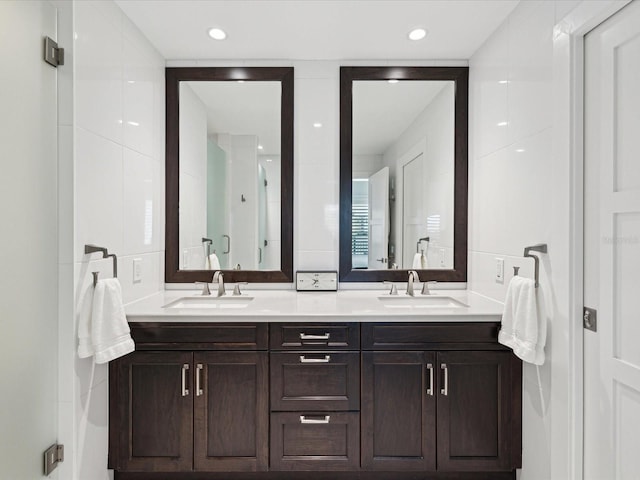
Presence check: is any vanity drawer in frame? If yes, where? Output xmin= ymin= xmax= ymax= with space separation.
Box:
xmin=362 ymin=322 xmax=502 ymax=350
xmin=270 ymin=352 xmax=360 ymax=411
xmin=270 ymin=323 xmax=360 ymax=350
xmin=129 ymin=323 xmax=268 ymax=350
xmin=270 ymin=412 xmax=360 ymax=471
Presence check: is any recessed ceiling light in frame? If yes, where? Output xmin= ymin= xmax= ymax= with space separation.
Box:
xmin=497 ymin=121 xmax=509 ymax=127
xmin=408 ymin=28 xmax=427 ymax=41
xmin=313 ymin=122 xmax=323 ymax=128
xmin=498 ymin=80 xmax=509 ymax=85
xmin=266 ymin=158 xmax=273 ymax=162
xmin=207 ymin=28 xmax=227 ymax=40
xmin=258 ymin=145 xmax=263 ymax=150
xmin=237 ymin=80 xmax=245 ymax=83
xmin=516 ymin=148 xmax=525 ymax=153
xmin=388 ymin=79 xmax=399 ymax=84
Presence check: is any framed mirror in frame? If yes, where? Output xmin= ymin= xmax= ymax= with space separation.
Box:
xmin=166 ymin=67 xmax=293 ymax=283
xmin=339 ymin=66 xmax=468 ymax=282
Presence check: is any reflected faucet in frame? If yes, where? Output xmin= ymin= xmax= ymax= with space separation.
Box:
xmin=407 ymin=270 xmax=420 ymax=296
xmin=212 ymin=271 xmax=226 ymax=297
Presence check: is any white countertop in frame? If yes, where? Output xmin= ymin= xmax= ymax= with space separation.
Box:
xmin=125 ymin=289 xmax=504 ymax=323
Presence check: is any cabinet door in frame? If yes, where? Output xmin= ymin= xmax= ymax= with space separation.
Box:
xmin=437 ymin=351 xmax=513 ymax=471
xmin=194 ymin=351 xmax=268 ymax=471
xmin=361 ymin=351 xmax=436 ymax=471
xmin=116 ymin=351 xmax=193 ymax=472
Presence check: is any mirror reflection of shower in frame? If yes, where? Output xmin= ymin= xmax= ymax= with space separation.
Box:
xmin=178 ymin=81 xmax=282 ymax=271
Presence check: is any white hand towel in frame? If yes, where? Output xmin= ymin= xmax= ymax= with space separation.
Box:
xmin=412 ymin=253 xmax=427 ymax=269
xmin=77 ymin=286 xmax=95 ymax=358
xmin=90 ymin=278 xmax=135 ymax=364
xmin=209 ymin=253 xmax=221 ymax=270
xmin=499 ymin=276 xmax=546 ymax=365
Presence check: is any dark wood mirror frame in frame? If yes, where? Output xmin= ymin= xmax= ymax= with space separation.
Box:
xmin=165 ymin=67 xmax=294 ymax=283
xmin=339 ymin=66 xmax=468 ymax=282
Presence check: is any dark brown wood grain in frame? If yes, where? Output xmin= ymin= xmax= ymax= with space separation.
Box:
xmin=339 ymin=66 xmax=469 ymax=283
xmin=436 ymin=351 xmax=512 ymax=472
xmin=270 ymin=411 xmax=360 ymax=471
xmin=115 ymin=471 xmax=516 ymax=480
xmin=361 ymin=351 xmax=436 ymax=471
xmin=129 ymin=323 xmax=268 ymax=350
xmin=361 ymin=322 xmax=503 ymax=350
xmin=194 ymin=351 xmax=269 ymax=472
xmin=270 ymin=352 xmax=360 ymax=411
xmin=165 ymin=67 xmax=294 ymax=284
xmin=110 ymin=322 xmax=522 ymax=478
xmin=270 ymin=323 xmax=360 ymax=350
xmin=116 ymin=351 xmax=194 ymax=472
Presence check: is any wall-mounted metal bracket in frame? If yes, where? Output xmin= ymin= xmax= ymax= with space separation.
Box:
xmin=44 ymin=444 xmax=64 ymax=475
xmin=583 ymin=307 xmax=597 ymax=332
xmin=44 ymin=37 xmax=64 ymax=67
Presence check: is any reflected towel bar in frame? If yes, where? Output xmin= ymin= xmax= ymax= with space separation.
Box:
xmin=85 ymin=244 xmax=118 ymax=287
xmin=523 ymin=243 xmax=548 ymax=288
xmin=202 ymin=237 xmax=213 ymax=258
xmin=416 ymin=237 xmax=430 ymax=254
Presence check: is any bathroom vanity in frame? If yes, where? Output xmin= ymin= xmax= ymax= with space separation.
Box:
xmin=108 ymin=290 xmax=521 ymax=480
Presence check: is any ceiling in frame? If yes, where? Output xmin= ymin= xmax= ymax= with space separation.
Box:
xmin=353 ymin=80 xmax=450 ymax=155
xmin=115 ymin=1 xmax=519 ymax=61
xmin=186 ymin=81 xmax=281 ymax=154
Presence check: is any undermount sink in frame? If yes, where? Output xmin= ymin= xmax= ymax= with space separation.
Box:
xmin=163 ymin=296 xmax=254 ymax=309
xmin=377 ymin=295 xmax=468 ymax=308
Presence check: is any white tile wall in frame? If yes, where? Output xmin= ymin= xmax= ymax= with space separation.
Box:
xmin=66 ymin=2 xmax=165 ymax=479
xmin=469 ymin=1 xmax=578 ymax=479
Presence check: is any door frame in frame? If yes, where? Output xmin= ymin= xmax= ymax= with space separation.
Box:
xmin=556 ymin=1 xmax=631 ymax=479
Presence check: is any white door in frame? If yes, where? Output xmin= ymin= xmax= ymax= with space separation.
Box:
xmin=0 ymin=1 xmax=59 ymax=478
xmin=367 ymin=167 xmax=389 ymax=269
xmin=403 ymin=153 xmax=425 ymax=269
xmin=584 ymin=2 xmax=640 ymax=478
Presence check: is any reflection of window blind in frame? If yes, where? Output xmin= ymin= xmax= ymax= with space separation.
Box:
xmin=352 ymin=204 xmax=369 ymax=255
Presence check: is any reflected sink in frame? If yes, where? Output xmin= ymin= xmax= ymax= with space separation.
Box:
xmin=377 ymin=295 xmax=468 ymax=308
xmin=163 ymin=296 xmax=254 ymax=309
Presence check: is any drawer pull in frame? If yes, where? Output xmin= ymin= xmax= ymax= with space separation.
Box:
xmin=299 ymin=355 xmax=331 ymax=363
xmin=300 ymin=415 xmax=331 ymax=424
xmin=196 ymin=363 xmax=203 ymax=396
xmin=441 ymin=363 xmax=448 ymax=396
xmin=299 ymin=333 xmax=330 ymax=341
xmin=181 ymin=363 xmax=189 ymax=397
xmin=426 ymin=363 xmax=434 ymax=396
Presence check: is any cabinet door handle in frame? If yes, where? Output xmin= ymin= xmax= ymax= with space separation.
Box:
xmin=181 ymin=363 xmax=190 ymax=397
xmin=426 ymin=363 xmax=434 ymax=396
xmin=196 ymin=363 xmax=203 ymax=396
xmin=440 ymin=363 xmax=448 ymax=396
xmin=299 ymin=333 xmax=330 ymax=341
xmin=300 ymin=415 xmax=331 ymax=424
xmin=299 ymin=355 xmax=331 ymax=363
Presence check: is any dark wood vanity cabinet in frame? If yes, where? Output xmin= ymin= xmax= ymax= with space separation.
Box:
xmin=109 ymin=324 xmax=269 ymax=473
xmin=109 ymin=321 xmax=521 ymax=479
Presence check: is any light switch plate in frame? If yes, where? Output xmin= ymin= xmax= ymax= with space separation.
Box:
xmin=495 ymin=258 xmax=504 ymax=283
xmin=296 ymin=271 xmax=338 ymax=291
xmin=133 ymin=258 xmax=142 ymax=283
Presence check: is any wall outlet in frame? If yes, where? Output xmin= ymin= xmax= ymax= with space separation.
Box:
xmin=133 ymin=258 xmax=142 ymax=283
xmin=439 ymin=248 xmax=445 ymax=266
xmin=183 ymin=250 xmax=189 ymax=269
xmin=495 ymin=258 xmax=504 ymax=283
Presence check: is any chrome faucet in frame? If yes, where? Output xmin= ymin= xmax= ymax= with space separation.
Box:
xmin=407 ymin=270 xmax=420 ymax=296
xmin=212 ymin=271 xmax=226 ymax=297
